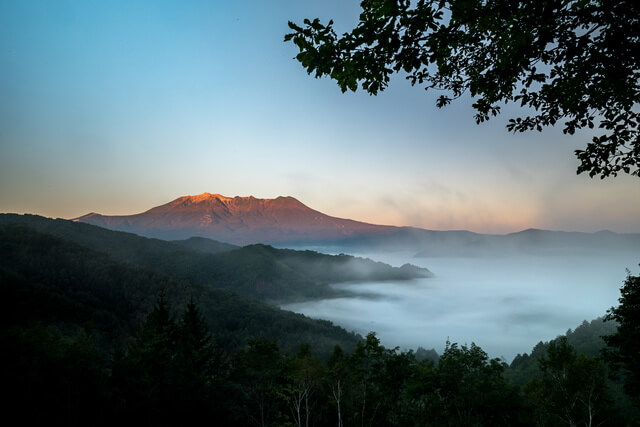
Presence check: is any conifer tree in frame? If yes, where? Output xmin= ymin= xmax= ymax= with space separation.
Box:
xmin=118 ymin=292 xmax=179 ymax=424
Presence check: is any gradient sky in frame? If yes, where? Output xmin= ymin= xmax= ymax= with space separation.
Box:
xmin=1 ymin=0 xmax=639 ymax=234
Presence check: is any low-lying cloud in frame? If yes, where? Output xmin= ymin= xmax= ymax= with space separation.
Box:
xmin=282 ymin=252 xmax=638 ymax=361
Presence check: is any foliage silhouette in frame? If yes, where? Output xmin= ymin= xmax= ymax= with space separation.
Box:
xmin=604 ymin=271 xmax=640 ymax=409
xmin=525 ymin=337 xmax=617 ymax=426
xmin=285 ymin=0 xmax=640 ymax=177
xmin=1 ymin=217 xmax=637 ymax=424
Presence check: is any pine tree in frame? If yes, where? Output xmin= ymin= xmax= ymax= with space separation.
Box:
xmin=117 ymin=292 xmax=179 ymax=425
xmin=174 ymin=298 xmax=224 ymax=419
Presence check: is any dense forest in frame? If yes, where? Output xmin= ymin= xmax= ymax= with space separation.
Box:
xmin=1 ymin=216 xmax=639 ymax=425
xmin=0 ymin=214 xmax=430 ymax=303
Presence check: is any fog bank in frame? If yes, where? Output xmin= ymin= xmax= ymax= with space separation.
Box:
xmin=281 ymin=253 xmax=639 ymax=361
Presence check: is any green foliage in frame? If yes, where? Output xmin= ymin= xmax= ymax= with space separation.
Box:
xmin=231 ymin=337 xmax=292 ymax=426
xmin=525 ymin=337 xmax=618 ymax=426
xmin=325 ymin=334 xmax=523 ymax=426
xmin=346 ymin=333 xmax=396 ymax=426
xmin=327 ymin=345 xmax=349 ymax=426
xmin=260 ymin=245 xmax=432 ymax=283
xmin=2 ymin=216 xmax=640 ymax=424
xmin=0 ymin=223 xmax=183 ymax=344
xmin=508 ymin=316 xmax=639 ymax=421
xmin=114 ymin=293 xmax=180 ymax=424
xmin=171 ymin=235 xmax=238 ymax=254
xmin=286 ymin=0 xmax=640 ymax=178
xmin=284 ymin=344 xmax=326 ymax=427
xmin=0 ymin=214 xmax=428 ymax=303
xmin=0 ymin=220 xmax=362 ymax=356
xmin=113 ymin=296 xmax=228 ymax=425
xmin=0 ymin=325 xmax=110 ymax=425
xmin=422 ymin=341 xmax=522 ymax=426
xmin=604 ymin=271 xmax=640 ymax=407
xmin=177 ymin=298 xmax=224 ymax=385
xmin=508 ymin=317 xmax=619 ymax=382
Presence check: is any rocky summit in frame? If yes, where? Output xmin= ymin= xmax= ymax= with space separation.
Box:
xmin=75 ymin=192 xmax=393 ymax=245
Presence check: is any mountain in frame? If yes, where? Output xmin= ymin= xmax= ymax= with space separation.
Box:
xmin=76 ymin=193 xmax=394 ymax=245
xmin=313 ymin=226 xmax=640 ymax=256
xmin=0 ymin=222 xmax=361 ymax=358
xmin=171 ymin=236 xmax=238 ymax=254
xmin=410 ymin=228 xmax=640 ymax=257
xmin=0 ymin=214 xmax=430 ymax=303
xmin=74 ymin=193 xmax=640 ymax=255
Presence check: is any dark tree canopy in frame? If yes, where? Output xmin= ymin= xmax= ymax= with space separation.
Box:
xmin=604 ymin=271 xmax=640 ymax=407
xmin=285 ymin=0 xmax=640 ymax=178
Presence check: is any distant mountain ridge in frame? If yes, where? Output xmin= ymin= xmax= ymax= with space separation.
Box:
xmin=0 ymin=213 xmax=430 ymax=303
xmin=74 ymin=192 xmax=640 ymax=255
xmin=76 ymin=193 xmax=393 ymax=245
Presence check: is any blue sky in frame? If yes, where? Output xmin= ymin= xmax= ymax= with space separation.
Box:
xmin=1 ymin=0 xmax=639 ymax=233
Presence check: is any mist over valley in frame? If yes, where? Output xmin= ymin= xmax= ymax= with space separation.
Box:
xmin=3 ymin=196 xmax=640 ymax=424
xmin=282 ymin=250 xmax=639 ymax=361
xmin=4 ymin=1 xmax=640 ymax=422
xmin=69 ymin=193 xmax=640 ymax=360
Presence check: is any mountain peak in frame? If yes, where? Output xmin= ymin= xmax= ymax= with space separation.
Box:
xmin=178 ymin=193 xmax=302 ymax=204
xmin=189 ymin=192 xmax=233 ymax=202
xmin=76 ymin=193 xmax=392 ymax=244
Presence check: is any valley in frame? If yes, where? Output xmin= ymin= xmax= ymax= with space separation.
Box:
xmin=48 ymin=192 xmax=640 ymax=359
xmin=2 ymin=201 xmax=639 ymax=424
xmin=4 ymin=1 xmax=640 ymax=422
xmin=282 ymin=252 xmax=639 ymax=361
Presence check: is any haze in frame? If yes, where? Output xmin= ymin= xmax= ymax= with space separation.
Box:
xmin=1 ymin=1 xmax=640 ymax=234
xmin=1 ymin=1 xmax=640 ymax=363
xmin=283 ymin=251 xmax=639 ymax=361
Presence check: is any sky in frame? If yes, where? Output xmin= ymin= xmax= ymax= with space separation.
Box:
xmin=1 ymin=0 xmax=639 ymax=234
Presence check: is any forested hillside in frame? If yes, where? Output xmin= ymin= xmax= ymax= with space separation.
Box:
xmin=0 ymin=224 xmax=361 ymax=355
xmin=1 ymin=217 xmax=638 ymax=425
xmin=171 ymin=235 xmax=238 ymax=254
xmin=0 ymin=214 xmax=430 ymax=302
xmin=508 ymin=318 xmax=618 ymax=383
xmin=508 ymin=318 xmax=636 ymax=419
